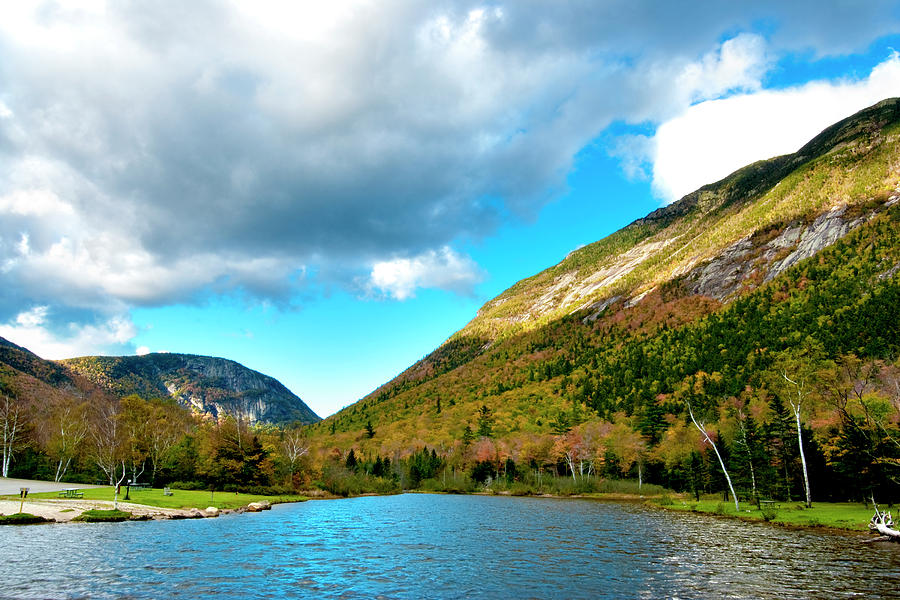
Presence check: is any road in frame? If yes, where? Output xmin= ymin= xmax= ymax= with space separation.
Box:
xmin=0 ymin=477 xmax=106 ymax=495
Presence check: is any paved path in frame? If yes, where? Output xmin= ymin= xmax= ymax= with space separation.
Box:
xmin=0 ymin=477 xmax=106 ymax=495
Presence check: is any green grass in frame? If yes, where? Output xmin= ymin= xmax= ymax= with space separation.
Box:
xmin=18 ymin=487 xmax=309 ymax=511
xmin=73 ymin=509 xmax=133 ymax=523
xmin=0 ymin=513 xmax=51 ymax=525
xmin=655 ymin=497 xmax=881 ymax=531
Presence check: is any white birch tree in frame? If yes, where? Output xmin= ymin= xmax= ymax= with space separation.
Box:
xmin=1 ymin=392 xmax=23 ymax=478
xmin=688 ymin=400 xmax=739 ymax=512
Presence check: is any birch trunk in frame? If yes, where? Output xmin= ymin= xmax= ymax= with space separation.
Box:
xmin=689 ymin=403 xmax=739 ymax=512
xmin=782 ymin=372 xmax=812 ymax=508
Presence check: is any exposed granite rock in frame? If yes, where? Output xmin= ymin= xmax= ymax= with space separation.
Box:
xmin=61 ymin=353 xmax=320 ymax=426
xmin=685 ymin=200 xmax=891 ymax=301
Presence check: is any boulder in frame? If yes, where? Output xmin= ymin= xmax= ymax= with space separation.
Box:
xmin=205 ymin=507 xmax=220 ymax=517
xmin=245 ymin=501 xmax=271 ymax=512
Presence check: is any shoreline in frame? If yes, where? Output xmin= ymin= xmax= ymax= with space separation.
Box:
xmin=1 ymin=486 xmax=886 ymax=540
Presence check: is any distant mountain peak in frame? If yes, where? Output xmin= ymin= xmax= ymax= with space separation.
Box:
xmin=61 ymin=352 xmax=320 ymax=425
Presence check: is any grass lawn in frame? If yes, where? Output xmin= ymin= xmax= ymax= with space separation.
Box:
xmin=657 ymin=496 xmax=882 ymax=531
xmin=12 ymin=487 xmax=309 ymax=511
xmin=0 ymin=513 xmax=51 ymax=525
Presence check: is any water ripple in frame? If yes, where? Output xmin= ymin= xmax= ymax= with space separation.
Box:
xmin=2 ymin=495 xmax=899 ymax=599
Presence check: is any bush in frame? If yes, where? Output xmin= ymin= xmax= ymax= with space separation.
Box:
xmin=420 ymin=474 xmax=477 ymax=494
xmin=657 ymin=494 xmax=674 ymax=506
xmin=168 ymin=481 xmax=207 ymax=491
xmin=760 ymin=505 xmax=778 ymax=522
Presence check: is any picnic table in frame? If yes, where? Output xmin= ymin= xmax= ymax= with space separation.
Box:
xmin=128 ymin=481 xmax=150 ymax=489
xmin=58 ymin=488 xmax=84 ymax=498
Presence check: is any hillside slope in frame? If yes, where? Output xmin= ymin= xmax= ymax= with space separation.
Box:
xmin=309 ymin=99 xmax=900 ymax=460
xmin=61 ymin=353 xmax=320 ymax=425
xmin=0 ymin=336 xmax=102 ymax=407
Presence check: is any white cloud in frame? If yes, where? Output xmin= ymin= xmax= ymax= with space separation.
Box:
xmin=368 ymin=247 xmax=484 ymax=300
xmin=135 ymin=345 xmax=150 ymax=356
xmin=651 ymin=52 xmax=900 ymax=202
xmin=0 ymin=1 xmax=898 ymax=356
xmin=0 ymin=307 xmax=138 ymax=359
xmin=676 ymin=33 xmax=770 ymax=104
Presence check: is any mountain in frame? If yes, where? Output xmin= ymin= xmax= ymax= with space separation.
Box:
xmin=308 ymin=98 xmax=900 ymax=453
xmin=0 ymin=338 xmax=319 ymax=426
xmin=60 ymin=353 xmax=320 ymax=425
xmin=0 ymin=335 xmax=99 ymax=406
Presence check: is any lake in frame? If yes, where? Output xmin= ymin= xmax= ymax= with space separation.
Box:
xmin=2 ymin=494 xmax=899 ymax=599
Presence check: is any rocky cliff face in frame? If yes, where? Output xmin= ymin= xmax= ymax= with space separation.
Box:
xmin=685 ymin=195 xmax=897 ymax=301
xmin=458 ymin=98 xmax=900 ymax=338
xmin=61 ymin=353 xmax=320 ymax=425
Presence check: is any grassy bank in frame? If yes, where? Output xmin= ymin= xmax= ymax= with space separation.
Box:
xmin=654 ymin=496 xmax=882 ymax=532
xmin=17 ymin=487 xmax=309 ymax=510
xmin=0 ymin=513 xmax=52 ymax=525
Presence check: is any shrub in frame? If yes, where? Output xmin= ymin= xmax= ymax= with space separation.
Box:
xmin=168 ymin=481 xmax=207 ymax=491
xmin=760 ymin=505 xmax=778 ymax=522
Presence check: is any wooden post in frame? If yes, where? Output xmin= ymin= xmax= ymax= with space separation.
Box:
xmin=19 ymin=487 xmax=28 ymax=513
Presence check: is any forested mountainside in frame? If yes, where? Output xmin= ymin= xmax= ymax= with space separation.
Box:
xmin=307 ymin=99 xmax=900 ymax=502
xmin=0 ymin=337 xmax=318 ymax=427
xmin=61 ymin=353 xmax=320 ymax=426
xmin=0 ymin=340 xmax=319 ymax=486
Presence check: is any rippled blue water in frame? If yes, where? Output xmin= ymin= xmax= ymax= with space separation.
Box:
xmin=2 ymin=494 xmax=900 ymax=599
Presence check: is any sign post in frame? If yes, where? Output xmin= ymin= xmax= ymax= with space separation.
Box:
xmin=19 ymin=487 xmax=28 ymax=514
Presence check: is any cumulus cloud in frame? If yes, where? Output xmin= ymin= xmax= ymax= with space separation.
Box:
xmin=368 ymin=247 xmax=484 ymax=300
xmin=650 ymin=53 xmax=900 ymax=202
xmin=0 ymin=306 xmax=137 ymax=359
xmin=0 ymin=1 xmax=897 ymax=354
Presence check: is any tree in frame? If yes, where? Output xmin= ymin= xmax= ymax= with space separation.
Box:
xmin=281 ymin=426 xmax=310 ymax=483
xmin=120 ymin=395 xmax=152 ymax=484
xmin=365 ymin=421 xmax=376 ymax=439
xmin=89 ymin=400 xmax=122 ymax=485
xmin=0 ymin=391 xmax=24 ymax=478
xmin=44 ymin=398 xmax=90 ymax=482
xmin=145 ymin=398 xmax=190 ymax=485
xmin=774 ymin=347 xmax=822 ymax=508
xmin=477 ymin=405 xmax=494 ymax=438
xmin=461 ymin=424 xmax=475 ymax=448
xmin=345 ymin=448 xmax=358 ymax=471
xmin=687 ymin=400 xmax=739 ymax=512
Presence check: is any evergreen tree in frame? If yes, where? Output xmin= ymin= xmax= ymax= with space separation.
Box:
xmin=477 ymin=405 xmax=495 ymax=438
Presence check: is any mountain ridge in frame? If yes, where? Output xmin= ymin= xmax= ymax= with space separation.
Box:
xmin=0 ymin=337 xmax=319 ymax=425
xmin=61 ymin=352 xmax=320 ymax=425
xmin=308 ymin=98 xmax=900 ymax=457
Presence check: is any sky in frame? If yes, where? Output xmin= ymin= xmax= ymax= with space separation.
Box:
xmin=1 ymin=1 xmax=899 ymax=418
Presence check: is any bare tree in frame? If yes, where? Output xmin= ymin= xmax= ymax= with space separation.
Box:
xmin=146 ymin=399 xmax=190 ymax=485
xmin=0 ymin=392 xmax=23 ymax=478
xmin=781 ymin=371 xmax=813 ymax=508
xmin=89 ymin=401 xmax=121 ymax=485
xmin=45 ymin=401 xmax=89 ymax=482
xmin=688 ymin=401 xmax=739 ymax=512
xmin=281 ymin=427 xmax=310 ymax=482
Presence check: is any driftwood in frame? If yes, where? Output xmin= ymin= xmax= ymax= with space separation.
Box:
xmin=866 ymin=499 xmax=900 ymax=543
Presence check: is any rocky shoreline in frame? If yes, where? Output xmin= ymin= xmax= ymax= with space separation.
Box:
xmin=0 ymin=497 xmax=274 ymax=524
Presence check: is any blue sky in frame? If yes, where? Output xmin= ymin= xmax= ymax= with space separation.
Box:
xmin=1 ymin=2 xmax=899 ymax=417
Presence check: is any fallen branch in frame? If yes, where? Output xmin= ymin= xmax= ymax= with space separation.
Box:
xmin=868 ymin=498 xmax=900 ymax=542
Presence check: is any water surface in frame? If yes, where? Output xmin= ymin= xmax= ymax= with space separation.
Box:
xmin=2 ymin=494 xmax=899 ymax=599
